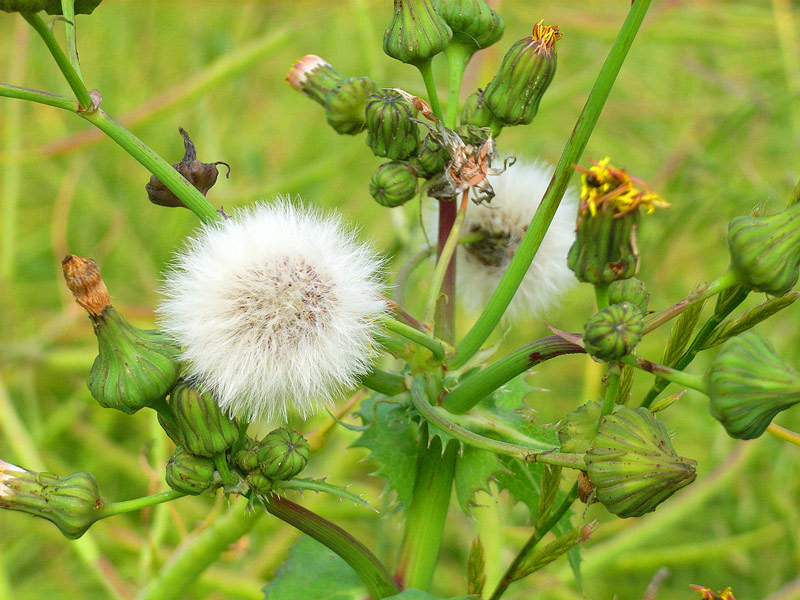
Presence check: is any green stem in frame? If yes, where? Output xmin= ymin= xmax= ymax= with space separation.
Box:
xmin=380 ymin=316 xmax=446 ymax=361
xmin=600 ymin=364 xmax=621 ymax=417
xmin=642 ymin=270 xmax=742 ymax=335
xmin=767 ymin=423 xmax=800 ymax=447
xmin=620 ymin=355 xmax=707 ymax=394
xmin=263 ymin=494 xmax=399 ymax=599
xmin=60 ymin=0 xmax=83 ymax=80
xmin=212 ymin=453 xmax=236 ymax=487
xmin=444 ymin=44 xmax=471 ymax=128
xmin=443 ymin=336 xmax=584 ymax=414
xmin=640 ymin=287 xmax=748 ymax=409
xmin=416 ymin=59 xmax=444 ymax=121
xmin=490 ymin=483 xmax=579 ymax=600
xmin=395 ymin=432 xmax=458 ymax=590
xmin=451 ymin=0 xmax=654 ymax=370
xmin=594 ymin=283 xmax=610 ymax=310
xmin=21 ymin=11 xmax=93 ymax=111
xmin=95 ymin=490 xmax=185 ymax=521
xmin=137 ymin=499 xmax=262 ymax=600
xmin=424 ymin=192 xmax=467 ymax=326
xmin=0 ymin=84 xmax=220 ymax=223
xmin=411 ymin=378 xmax=584 ymax=468
xmin=360 ymin=368 xmax=406 ymax=396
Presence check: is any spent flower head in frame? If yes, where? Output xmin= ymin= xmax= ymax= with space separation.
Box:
xmin=455 ymin=158 xmax=576 ymax=321
xmin=577 ymin=157 xmax=670 ymax=218
xmin=158 ymin=199 xmax=385 ymax=422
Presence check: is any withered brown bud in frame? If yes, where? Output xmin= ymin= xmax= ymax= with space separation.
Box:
xmin=146 ymin=128 xmax=230 ymax=208
xmin=62 ymin=255 xmax=110 ymax=316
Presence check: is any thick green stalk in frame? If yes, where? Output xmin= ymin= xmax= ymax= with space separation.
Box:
xmin=443 ymin=336 xmax=584 ymax=414
xmin=360 ymin=368 xmax=406 ymax=396
xmin=411 ymin=378 xmax=584 ymax=469
xmin=95 ymin=490 xmax=185 ymax=521
xmin=444 ymin=43 xmax=470 ymax=128
xmin=21 ymin=12 xmax=93 ymax=110
xmin=451 ymin=0 xmax=654 ymax=369
xmin=640 ymin=287 xmax=748 ymax=409
xmin=417 ymin=59 xmax=444 ymax=121
xmin=137 ymin=499 xmax=261 ymax=600
xmin=395 ymin=433 xmax=458 ymax=590
xmin=380 ymin=316 xmax=446 ymax=361
xmin=490 ymin=484 xmax=579 ymax=600
xmin=600 ymin=365 xmax=621 ymax=417
xmin=263 ymin=494 xmax=399 ymax=599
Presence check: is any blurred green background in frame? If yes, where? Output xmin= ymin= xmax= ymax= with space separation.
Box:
xmin=1 ymin=0 xmax=800 ymax=598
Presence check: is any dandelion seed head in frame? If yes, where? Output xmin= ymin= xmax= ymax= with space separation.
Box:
xmin=457 ymin=158 xmax=577 ymax=321
xmin=158 ymin=199 xmax=385 ymax=423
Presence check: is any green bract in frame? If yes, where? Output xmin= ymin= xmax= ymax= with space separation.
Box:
xmin=383 ymin=0 xmax=452 ymax=66
xmin=608 ymin=277 xmax=649 ymax=315
xmin=586 ymin=407 xmax=697 ymax=518
xmin=325 ymin=76 xmax=378 ymax=135
xmin=460 ymin=90 xmax=503 ymax=137
xmin=567 ymin=205 xmax=640 ymax=285
xmin=706 ymin=332 xmax=800 ymax=439
xmin=370 ymin=161 xmax=419 ymax=207
xmin=165 ymin=447 xmax=216 ymax=496
xmin=583 ymin=302 xmax=643 ymax=362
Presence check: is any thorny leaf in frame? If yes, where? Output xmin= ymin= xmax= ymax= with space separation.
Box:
xmin=146 ymin=127 xmax=230 ymax=208
xmin=453 ymin=446 xmax=504 ymax=512
xmin=701 ymin=292 xmax=800 ymax=350
xmin=351 ymin=394 xmax=418 ymax=510
xmin=272 ymin=478 xmax=376 ymax=512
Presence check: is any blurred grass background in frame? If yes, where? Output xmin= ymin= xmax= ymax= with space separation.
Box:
xmin=1 ymin=0 xmax=799 ymax=598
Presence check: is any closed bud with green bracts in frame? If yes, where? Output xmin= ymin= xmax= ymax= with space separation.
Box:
xmin=61 ymin=255 xmax=181 ymax=414
xmin=461 ymin=90 xmax=503 ymax=138
xmin=0 ymin=461 xmax=101 ymax=539
xmin=233 ymin=437 xmax=261 ymax=472
xmin=706 ymin=332 xmax=800 ymax=439
xmin=586 ymin=407 xmax=697 ymax=518
xmin=608 ymin=277 xmax=649 ymax=315
xmin=383 ymin=0 xmax=452 ymax=66
xmin=165 ymin=447 xmax=216 ymax=495
xmin=370 ymin=161 xmax=419 ymax=207
xmin=483 ymin=21 xmax=560 ymax=126
xmin=0 ymin=0 xmax=101 ymax=14
xmin=410 ymin=135 xmax=449 ymax=179
xmin=727 ymin=202 xmax=800 ymax=296
xmin=166 ymin=381 xmax=239 ymax=458
xmin=365 ymin=89 xmax=420 ymax=160
xmin=583 ymin=302 xmax=643 ymax=362
xmin=568 ymin=204 xmax=640 ymax=285
xmin=246 ymin=472 xmax=273 ymax=493
xmin=257 ymin=428 xmax=310 ymax=481
xmin=433 ymin=0 xmax=504 ymax=51
xmin=324 ymin=76 xmax=378 ymax=135
xmin=286 ymin=55 xmax=346 ymax=106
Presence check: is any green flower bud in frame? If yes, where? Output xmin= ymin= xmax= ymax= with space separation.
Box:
xmin=727 ymin=202 xmax=800 ymax=296
xmin=383 ymin=0 xmax=453 ymax=67
xmin=365 ymin=89 xmax=420 ymax=160
xmin=286 ymin=55 xmax=346 ymax=106
xmin=433 ymin=0 xmax=504 ymax=51
xmin=583 ymin=302 xmax=643 ymax=362
xmin=608 ymin=277 xmax=649 ymax=315
xmin=0 ymin=0 xmax=101 ymax=14
xmin=0 ymin=461 xmax=101 ymax=539
xmin=706 ymin=332 xmax=800 ymax=439
xmin=324 ymin=76 xmax=378 ymax=135
xmin=233 ymin=437 xmax=261 ymax=472
xmin=257 ymin=428 xmax=310 ymax=481
xmin=483 ymin=21 xmax=561 ymax=126
xmin=165 ymin=447 xmax=216 ymax=496
xmin=62 ymin=255 xmax=180 ymax=414
xmin=586 ymin=407 xmax=697 ymax=518
xmin=166 ymin=381 xmax=239 ymax=458
xmin=369 ymin=161 xmax=419 ymax=207
xmin=246 ymin=472 xmax=273 ymax=493
xmin=460 ymin=90 xmax=503 ymax=138
xmin=410 ymin=135 xmax=449 ymax=179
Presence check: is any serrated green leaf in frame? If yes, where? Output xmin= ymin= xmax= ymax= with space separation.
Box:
xmin=384 ymin=590 xmax=470 ymax=600
xmin=467 ymin=537 xmax=486 ymax=597
xmin=263 ymin=536 xmax=363 ymax=600
xmin=535 ymin=465 xmax=562 ymax=530
xmin=493 ymin=371 xmax=544 ymax=411
xmin=453 ymin=446 xmax=504 ymax=512
xmin=661 ymin=299 xmax=705 ymax=366
xmin=701 ymin=292 xmax=800 ymax=350
xmin=273 ymin=478 xmax=376 ymax=512
xmin=351 ymin=393 xmax=418 ymax=509
xmin=495 ymin=456 xmax=545 ymax=517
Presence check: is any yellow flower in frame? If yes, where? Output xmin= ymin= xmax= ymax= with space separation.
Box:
xmin=577 ymin=157 xmax=669 ymax=218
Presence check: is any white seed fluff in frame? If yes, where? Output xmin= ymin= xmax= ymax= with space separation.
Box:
xmin=158 ymin=200 xmax=385 ymax=423
xmin=457 ymin=158 xmax=577 ymax=322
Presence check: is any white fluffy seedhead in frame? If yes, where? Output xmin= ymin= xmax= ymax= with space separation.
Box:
xmin=457 ymin=158 xmax=577 ymax=322
xmin=158 ymin=199 xmax=385 ymax=423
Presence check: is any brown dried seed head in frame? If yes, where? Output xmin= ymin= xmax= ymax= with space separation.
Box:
xmin=61 ymin=255 xmax=110 ymax=316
